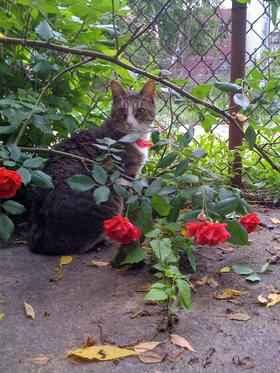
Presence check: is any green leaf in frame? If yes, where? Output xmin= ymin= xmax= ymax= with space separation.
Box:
xmin=92 ymin=165 xmax=107 ymax=185
xmin=17 ymin=167 xmax=31 ymax=186
xmin=181 ymin=210 xmax=201 ymax=222
xmin=246 ymin=273 xmax=261 ymax=282
xmin=180 ymin=174 xmax=199 ymax=184
xmin=214 ymin=82 xmax=242 ymax=92
xmin=201 ymin=115 xmax=217 ymax=132
xmin=145 ymin=178 xmax=162 ymax=197
xmin=121 ymin=247 xmax=147 ymax=265
xmin=214 ymin=197 xmax=239 ymax=216
xmin=158 ymin=186 xmax=177 ymax=195
xmin=132 ymin=180 xmax=145 ymax=194
xmin=174 ymin=160 xmax=189 ymax=177
xmin=151 ymin=195 xmax=172 ymax=217
xmin=31 ymin=170 xmax=54 ymax=189
xmin=93 ymin=186 xmax=110 ymax=205
xmin=177 ymin=279 xmax=191 ymax=310
xmin=156 ymin=152 xmax=178 ymax=169
xmin=150 ymin=238 xmax=175 ymax=263
xmin=233 ymin=93 xmax=250 ymax=110
xmin=66 ymin=175 xmax=95 ymax=193
xmin=232 ymin=263 xmax=254 ymax=275
xmin=3 ymin=161 xmax=16 ymax=167
xmin=226 ymin=220 xmax=249 ymax=245
xmin=113 ymin=184 xmax=128 ymax=198
xmin=191 ymin=84 xmax=212 ymax=99
xmin=179 ymin=127 xmax=194 ymax=148
xmin=184 ymin=243 xmax=196 ymax=271
xmin=7 ymin=144 xmax=21 ymax=161
xmin=110 ymin=170 xmax=120 ymax=183
xmin=23 ymin=157 xmax=45 ymax=168
xmin=245 ymin=125 xmax=256 ymax=149
xmin=190 ymin=148 xmax=207 ymax=158
xmin=145 ymin=228 xmax=161 ymax=238
xmin=0 ymin=214 xmax=14 ymax=242
xmin=2 ymin=201 xmax=26 ymax=215
xmin=35 ymin=20 xmax=55 ymax=40
xmin=119 ymin=133 xmax=140 ymax=143
xmin=144 ymin=288 xmax=168 ymax=302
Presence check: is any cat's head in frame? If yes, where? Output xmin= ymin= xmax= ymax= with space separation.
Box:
xmin=110 ymin=80 xmax=156 ymax=134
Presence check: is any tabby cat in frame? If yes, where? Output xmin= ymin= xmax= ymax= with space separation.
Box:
xmin=28 ymin=80 xmax=156 ymax=255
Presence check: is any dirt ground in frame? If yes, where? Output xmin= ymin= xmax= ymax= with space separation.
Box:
xmin=1 ymin=206 xmax=280 ymax=373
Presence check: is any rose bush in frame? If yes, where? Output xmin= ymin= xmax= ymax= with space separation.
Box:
xmin=103 ymin=215 xmax=142 ymax=244
xmin=0 ymin=168 xmax=22 ymax=199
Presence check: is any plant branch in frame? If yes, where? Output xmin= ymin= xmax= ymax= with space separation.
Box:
xmin=1 ymin=36 xmax=279 ymax=173
xmin=14 ymin=57 xmax=94 ymax=145
xmin=111 ymin=0 xmax=119 ymax=51
xmin=116 ymin=0 xmax=173 ymax=57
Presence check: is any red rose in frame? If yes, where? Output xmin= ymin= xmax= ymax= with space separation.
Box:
xmin=103 ymin=215 xmax=142 ymax=244
xmin=185 ymin=221 xmax=231 ymax=246
xmin=240 ymin=213 xmax=260 ymax=233
xmin=0 ymin=167 xmax=22 ymax=199
xmin=136 ymin=139 xmax=153 ymax=148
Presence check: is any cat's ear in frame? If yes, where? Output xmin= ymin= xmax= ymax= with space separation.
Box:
xmin=110 ymin=81 xmax=126 ymax=99
xmin=139 ymin=81 xmax=156 ymax=100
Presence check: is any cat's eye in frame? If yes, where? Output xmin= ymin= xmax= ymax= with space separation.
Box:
xmin=118 ymin=108 xmax=125 ymax=115
xmin=137 ymin=108 xmax=145 ymax=115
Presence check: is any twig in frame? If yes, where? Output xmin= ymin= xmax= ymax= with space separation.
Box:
xmin=14 ymin=57 xmax=94 ymax=145
xmin=116 ymin=0 xmax=173 ymax=57
xmin=0 ymin=36 xmax=279 ymax=173
xmin=111 ymin=0 xmax=119 ymax=51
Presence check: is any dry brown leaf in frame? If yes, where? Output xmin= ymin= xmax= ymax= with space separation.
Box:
xmin=68 ymin=345 xmax=138 ymax=361
xmin=213 ymin=291 xmax=233 ymax=300
xmin=134 ymin=341 xmax=162 ymax=354
xmin=136 ymin=283 xmax=152 ymax=292
xmin=21 ymin=354 xmax=53 ymax=365
xmin=266 ymin=293 xmax=280 ymax=308
xmin=271 ymin=217 xmax=280 ymax=225
xmin=130 ymin=309 xmax=152 ymax=319
xmin=85 ymin=336 xmax=96 ymax=346
xmin=49 ymin=268 xmax=64 ymax=282
xmin=220 ymin=266 xmax=231 ymax=273
xmin=257 ymin=295 xmax=268 ymax=305
xmin=266 ymin=284 xmax=280 ymax=293
xmin=86 ymin=260 xmax=110 ymax=268
xmin=228 ymin=312 xmax=251 ymax=321
xmin=222 ymin=247 xmax=235 ymax=254
xmin=24 ymin=301 xmax=35 ymax=320
xmin=43 ymin=312 xmax=50 ymax=320
xmin=60 ymin=256 xmax=73 ymax=267
xmin=169 ymin=348 xmax=184 ymax=363
xmin=233 ymin=356 xmax=255 ymax=369
xmin=223 ymin=289 xmax=248 ymax=296
xmin=117 ymin=265 xmax=133 ymax=272
xmin=195 ymin=276 xmax=219 ymax=288
xmin=170 ymin=334 xmax=196 ymax=352
xmin=138 ymin=351 xmax=165 ymax=364
xmin=0 ymin=300 xmax=7 ymax=305
xmin=0 ymin=313 xmax=5 ymax=320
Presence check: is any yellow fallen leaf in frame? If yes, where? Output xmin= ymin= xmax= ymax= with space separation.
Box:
xmin=60 ymin=256 xmax=73 ymax=267
xmin=271 ymin=217 xmax=280 ymax=225
xmin=228 ymin=312 xmax=251 ymax=321
xmin=68 ymin=345 xmax=138 ymax=361
xmin=170 ymin=334 xmax=196 ymax=352
xmin=220 ymin=266 xmax=231 ymax=273
xmin=266 ymin=293 xmax=280 ymax=308
xmin=24 ymin=301 xmax=35 ymax=320
xmin=86 ymin=260 xmax=110 ymax=268
xmin=223 ymin=289 xmax=248 ymax=296
xmin=257 ymin=295 xmax=268 ymax=305
xmin=21 ymin=354 xmax=53 ymax=365
xmin=134 ymin=341 xmax=162 ymax=354
xmin=138 ymin=351 xmax=165 ymax=364
xmin=0 ymin=313 xmax=5 ymax=320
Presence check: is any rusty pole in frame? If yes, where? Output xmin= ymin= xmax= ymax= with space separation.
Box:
xmin=229 ymin=0 xmax=247 ymax=187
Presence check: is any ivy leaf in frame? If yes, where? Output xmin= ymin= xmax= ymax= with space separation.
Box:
xmin=93 ymin=186 xmax=110 ymax=205
xmin=156 ymin=152 xmax=178 ymax=169
xmin=31 ymin=170 xmax=54 ymax=189
xmin=245 ymin=125 xmax=256 ymax=149
xmin=151 ymin=195 xmax=172 ymax=217
xmin=2 ymin=201 xmax=26 ymax=215
xmin=92 ymin=165 xmax=107 ymax=185
xmin=233 ymin=93 xmax=250 ymax=110
xmin=66 ymin=175 xmax=95 ymax=193
xmin=0 ymin=214 xmax=14 ymax=242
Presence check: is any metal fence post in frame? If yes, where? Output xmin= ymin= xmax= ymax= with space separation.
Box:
xmin=229 ymin=0 xmax=247 ymax=187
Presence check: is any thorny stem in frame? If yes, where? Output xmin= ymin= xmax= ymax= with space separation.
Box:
xmin=0 ymin=36 xmax=279 ymax=173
